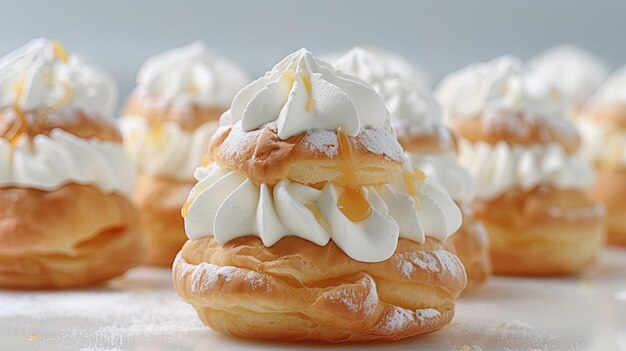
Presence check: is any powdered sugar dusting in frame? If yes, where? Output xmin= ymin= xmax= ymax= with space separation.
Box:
xmin=326 ymin=276 xmax=378 ymax=316
xmin=219 ymin=122 xmax=262 ymax=158
xmin=374 ymin=306 xmax=441 ymax=335
xmin=303 ymin=129 xmax=339 ymax=157
xmin=190 ymin=263 xmax=237 ymax=294
xmin=395 ymin=249 xmax=463 ymax=279
xmin=244 ymin=271 xmax=273 ymax=292
xmin=0 ymin=268 xmax=205 ymax=349
xmin=358 ymin=125 xmax=404 ymax=161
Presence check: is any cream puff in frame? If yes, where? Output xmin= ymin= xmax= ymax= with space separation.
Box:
xmin=173 ymin=49 xmax=467 ymax=342
xmin=436 ymin=56 xmax=606 ymax=276
xmin=527 ymin=45 xmax=607 ymax=116
xmin=120 ymin=43 xmax=248 ymax=266
xmin=0 ymin=39 xmax=142 ymax=288
xmin=334 ymin=47 xmax=491 ymax=288
xmin=578 ymin=66 xmax=626 ymax=245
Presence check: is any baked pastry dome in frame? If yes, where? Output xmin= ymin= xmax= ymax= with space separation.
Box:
xmin=578 ymin=65 xmax=626 ymax=245
xmin=527 ymin=45 xmax=607 ymax=116
xmin=119 ymin=42 xmax=248 ymax=265
xmin=0 ymin=39 xmax=142 ymax=288
xmin=436 ymin=55 xmax=605 ymax=276
xmin=335 ymin=46 xmax=490 ymax=287
xmin=173 ymin=49 xmax=466 ymax=342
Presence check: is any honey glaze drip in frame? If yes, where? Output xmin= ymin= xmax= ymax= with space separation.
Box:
xmin=336 ymin=125 xmax=371 ymax=222
xmin=181 ymin=197 xmax=193 ymax=218
xmin=6 ymin=41 xmax=73 ymax=146
xmin=402 ymin=168 xmax=426 ymax=210
xmin=7 ymin=75 xmax=28 ymax=145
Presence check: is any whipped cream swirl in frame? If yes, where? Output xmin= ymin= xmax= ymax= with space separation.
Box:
xmin=119 ymin=117 xmax=218 ymax=181
xmin=0 ymin=38 xmax=117 ymax=117
xmin=459 ymin=140 xmax=593 ymax=200
xmin=527 ymin=45 xmax=607 ymax=111
xmin=333 ymin=46 xmax=430 ymax=92
xmin=436 ymin=55 xmax=564 ymax=121
xmin=183 ymin=163 xmax=462 ymax=262
xmin=0 ymin=129 xmax=134 ymax=195
xmin=220 ymin=49 xmax=389 ymax=139
xmin=135 ymin=42 xmax=248 ymax=109
xmin=407 ymin=152 xmax=474 ymax=203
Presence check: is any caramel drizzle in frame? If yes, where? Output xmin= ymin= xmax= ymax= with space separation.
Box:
xmin=402 ymin=168 xmax=426 ymax=210
xmin=5 ymin=41 xmax=72 ymax=146
xmin=336 ymin=125 xmax=371 ymax=222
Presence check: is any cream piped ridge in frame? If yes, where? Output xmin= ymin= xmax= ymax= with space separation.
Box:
xmin=0 ymin=129 xmax=134 ymax=195
xmin=220 ymin=48 xmax=389 ymax=139
xmin=135 ymin=42 xmax=249 ymax=109
xmin=183 ymin=163 xmax=462 ymax=263
xmin=0 ymin=38 xmax=117 ymax=117
xmin=459 ymin=140 xmax=593 ymax=200
xmin=120 ymin=117 xmax=218 ymax=181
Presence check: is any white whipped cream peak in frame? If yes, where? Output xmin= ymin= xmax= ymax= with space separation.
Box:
xmin=459 ymin=140 xmax=593 ymax=200
xmin=0 ymin=129 xmax=134 ymax=195
xmin=184 ymin=163 xmax=461 ymax=263
xmin=332 ymin=46 xmax=430 ymax=90
xmin=407 ymin=151 xmax=475 ymax=203
xmin=220 ymin=48 xmax=389 ymax=139
xmin=135 ymin=42 xmax=249 ymax=109
xmin=436 ymin=55 xmax=565 ymax=120
xmin=0 ymin=38 xmax=117 ymax=117
xmin=527 ymin=45 xmax=608 ymax=109
xmin=589 ymin=64 xmax=626 ymax=104
xmin=119 ymin=117 xmax=218 ymax=181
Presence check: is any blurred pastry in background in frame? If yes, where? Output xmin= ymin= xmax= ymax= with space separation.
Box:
xmin=579 ymin=66 xmax=626 ymax=245
xmin=334 ymin=47 xmax=491 ymax=288
xmin=0 ymin=39 xmax=142 ymax=288
xmin=120 ymin=42 xmax=248 ymax=266
xmin=173 ymin=49 xmax=466 ymax=342
xmin=325 ymin=45 xmax=430 ymax=89
xmin=436 ymin=56 xmax=606 ymax=276
xmin=527 ymin=44 xmax=608 ymax=117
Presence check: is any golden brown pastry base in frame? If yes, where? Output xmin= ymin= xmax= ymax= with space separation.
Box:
xmin=450 ymin=203 xmax=491 ymax=288
xmin=123 ymin=95 xmax=225 ymax=131
xmin=396 ymin=125 xmax=457 ymax=154
xmin=588 ymin=166 xmax=626 ymax=246
xmin=450 ymin=112 xmax=580 ymax=153
xmin=209 ymin=124 xmax=403 ymax=186
xmin=0 ymin=107 xmax=122 ymax=143
xmin=173 ymin=236 xmax=467 ymax=342
xmin=0 ymin=184 xmax=143 ymax=289
xmin=474 ymin=187 xmax=606 ymax=276
xmin=133 ymin=172 xmax=192 ymax=266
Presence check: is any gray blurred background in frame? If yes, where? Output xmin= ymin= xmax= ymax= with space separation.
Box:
xmin=2 ymin=0 xmax=625 ymax=110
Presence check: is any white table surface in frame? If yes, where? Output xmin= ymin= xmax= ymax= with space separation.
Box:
xmin=1 ymin=249 xmax=625 ymax=351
